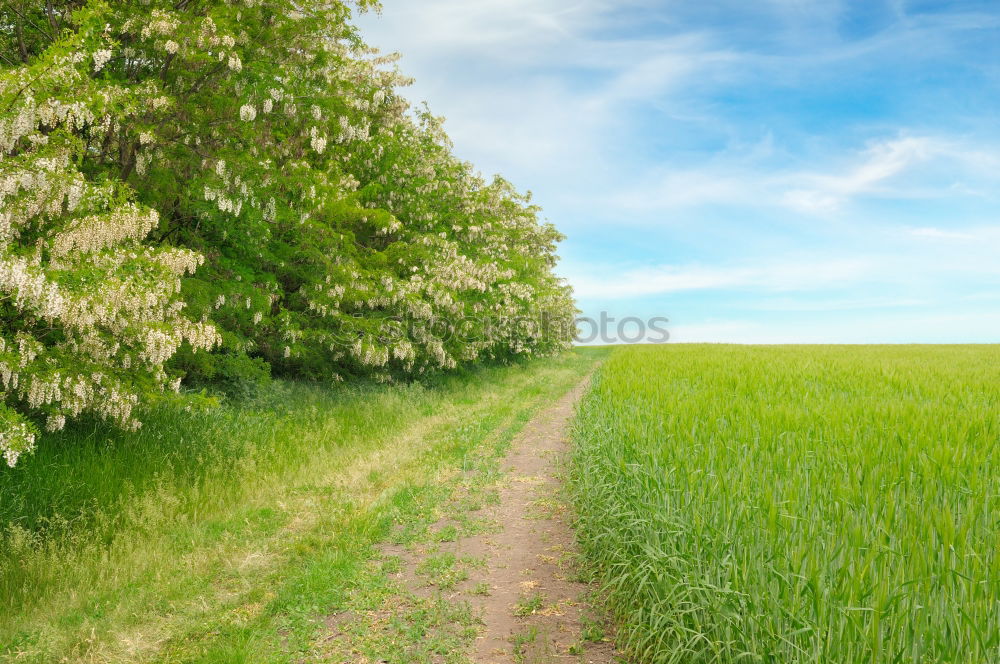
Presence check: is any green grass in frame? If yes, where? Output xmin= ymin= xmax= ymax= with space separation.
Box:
xmin=513 ymin=592 xmax=546 ymax=617
xmin=571 ymin=344 xmax=1000 ymax=664
xmin=0 ymin=348 xmax=606 ymax=663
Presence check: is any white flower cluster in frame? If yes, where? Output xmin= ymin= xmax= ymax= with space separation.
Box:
xmin=93 ymin=49 xmax=113 ymax=72
xmin=309 ymin=127 xmax=327 ymax=154
xmin=0 ymin=37 xmax=220 ymax=465
xmin=0 ymin=417 xmax=36 ymax=468
xmin=50 ymin=205 xmax=159 ymax=257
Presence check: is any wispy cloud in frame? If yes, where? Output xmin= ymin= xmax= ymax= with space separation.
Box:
xmin=358 ymin=1 xmax=736 ymax=185
xmin=569 ymin=244 xmax=1000 ymax=301
xmin=360 ymin=0 xmax=1000 ymax=343
xmin=570 ymin=258 xmax=874 ymax=299
xmin=608 ymin=134 xmax=1000 ymax=216
xmin=669 ymin=311 xmax=1000 ymax=344
xmin=781 ymin=136 xmax=935 ymax=212
xmin=910 ymin=227 xmax=976 ymax=240
xmin=741 ymin=296 xmax=929 ymax=312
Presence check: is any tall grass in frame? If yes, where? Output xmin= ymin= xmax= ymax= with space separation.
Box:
xmin=571 ymin=345 xmax=1000 ymax=663
xmin=0 ymin=350 xmax=603 ymax=662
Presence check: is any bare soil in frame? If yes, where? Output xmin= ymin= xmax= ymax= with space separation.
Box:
xmin=463 ymin=376 xmax=618 ymax=663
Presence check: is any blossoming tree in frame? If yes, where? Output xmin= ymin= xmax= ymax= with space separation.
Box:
xmin=0 ymin=0 xmax=577 ymax=464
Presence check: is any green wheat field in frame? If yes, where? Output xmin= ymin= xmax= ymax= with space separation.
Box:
xmin=571 ymin=344 xmax=1000 ymax=663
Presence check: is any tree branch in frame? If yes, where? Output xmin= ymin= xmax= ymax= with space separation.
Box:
xmin=15 ymin=17 xmax=29 ymax=63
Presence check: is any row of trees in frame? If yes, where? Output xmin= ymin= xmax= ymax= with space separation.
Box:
xmin=0 ymin=0 xmax=577 ymax=466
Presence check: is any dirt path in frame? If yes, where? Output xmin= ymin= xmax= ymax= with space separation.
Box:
xmin=463 ymin=376 xmax=617 ymax=663
xmin=319 ymin=375 xmax=618 ymax=663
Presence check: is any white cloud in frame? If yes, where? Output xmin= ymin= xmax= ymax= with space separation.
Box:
xmin=668 ymin=310 xmax=1000 ymax=344
xmin=609 ymin=169 xmax=755 ymax=211
xmin=361 ymin=2 xmax=1000 ymax=220
xmin=570 ymin=258 xmax=874 ymax=299
xmin=361 ymin=1 xmax=1000 ymax=344
xmin=910 ymin=227 xmax=976 ymax=240
xmin=782 ymin=136 xmax=937 ymax=212
xmin=603 ymin=134 xmax=1000 ymax=217
xmin=356 ymin=1 xmax=731 ymax=189
xmin=742 ymin=296 xmax=929 ymax=312
xmin=667 ymin=320 xmax=810 ymax=344
xmin=360 ymin=0 xmax=605 ymax=55
xmin=568 ymin=239 xmax=1000 ymax=301
xmin=587 ymin=39 xmax=732 ymax=109
xmin=905 ymin=225 xmax=1000 ymax=248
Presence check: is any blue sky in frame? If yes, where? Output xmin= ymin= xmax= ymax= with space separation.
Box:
xmin=356 ymin=0 xmax=1000 ymax=343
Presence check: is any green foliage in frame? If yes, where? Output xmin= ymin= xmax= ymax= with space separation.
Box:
xmin=0 ymin=349 xmax=601 ymax=662
xmin=173 ymin=348 xmax=272 ymax=398
xmin=0 ymin=0 xmax=576 ymax=463
xmin=571 ymin=345 xmax=1000 ymax=663
xmin=0 ymin=2 xmax=220 ymax=465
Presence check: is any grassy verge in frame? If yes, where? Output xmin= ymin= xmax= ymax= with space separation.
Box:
xmin=315 ymin=402 xmax=516 ymax=664
xmin=570 ymin=344 xmax=1000 ymax=664
xmin=0 ymin=348 xmax=605 ymax=663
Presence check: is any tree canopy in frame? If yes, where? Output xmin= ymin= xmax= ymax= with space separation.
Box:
xmin=0 ymin=0 xmax=577 ymax=465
